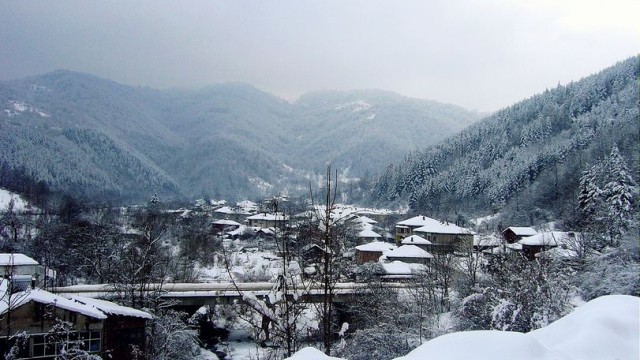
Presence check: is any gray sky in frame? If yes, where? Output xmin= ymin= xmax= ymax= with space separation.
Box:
xmin=1 ymin=0 xmax=638 ymax=112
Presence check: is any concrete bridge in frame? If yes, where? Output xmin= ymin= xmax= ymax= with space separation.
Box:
xmin=51 ymin=281 xmax=401 ymax=309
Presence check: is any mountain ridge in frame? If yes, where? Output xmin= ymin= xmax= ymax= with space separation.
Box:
xmin=0 ymin=70 xmax=479 ymax=203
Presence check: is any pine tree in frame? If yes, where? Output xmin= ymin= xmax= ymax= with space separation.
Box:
xmin=602 ymin=146 xmax=637 ymax=245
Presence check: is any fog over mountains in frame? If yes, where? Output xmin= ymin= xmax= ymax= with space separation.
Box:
xmin=0 ymin=70 xmax=479 ymax=203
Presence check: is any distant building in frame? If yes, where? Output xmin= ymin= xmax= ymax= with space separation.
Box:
xmin=0 ymin=253 xmax=56 ymax=290
xmin=355 ymin=241 xmax=396 ymax=264
xmin=384 ymin=245 xmax=434 ymax=264
xmin=502 ymin=226 xmax=537 ymax=244
xmin=395 ymin=215 xmax=474 ymax=252
xmin=246 ymin=213 xmax=289 ymax=228
xmin=518 ymin=231 xmax=580 ymax=260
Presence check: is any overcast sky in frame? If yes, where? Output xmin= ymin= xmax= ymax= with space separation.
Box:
xmin=1 ymin=0 xmax=638 ymax=112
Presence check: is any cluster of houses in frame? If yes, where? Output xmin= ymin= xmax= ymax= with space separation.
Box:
xmin=0 ymin=254 xmax=151 ymax=359
xmin=351 ymin=215 xmax=582 ymax=279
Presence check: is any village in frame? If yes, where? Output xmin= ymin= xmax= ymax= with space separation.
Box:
xmin=0 ymin=193 xmax=587 ymax=360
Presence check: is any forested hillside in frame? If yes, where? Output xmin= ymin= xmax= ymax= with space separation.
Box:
xmin=373 ymin=56 xmax=639 ymax=225
xmin=0 ymin=72 xmax=478 ymax=204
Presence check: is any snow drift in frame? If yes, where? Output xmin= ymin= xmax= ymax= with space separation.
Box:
xmin=285 ymin=295 xmax=639 ymax=360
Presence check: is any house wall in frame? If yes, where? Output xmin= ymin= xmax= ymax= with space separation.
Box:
xmin=395 ymin=226 xmax=411 ymax=241
xmin=355 ymin=250 xmax=382 ymax=264
xmin=413 ymin=232 xmax=473 ymax=250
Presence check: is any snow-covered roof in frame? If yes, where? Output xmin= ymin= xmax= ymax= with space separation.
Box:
xmin=398 ymin=215 xmax=474 ymax=235
xmin=0 ymin=253 xmax=39 ymax=266
xmin=396 ymin=215 xmax=433 ymax=227
xmin=68 ymin=296 xmax=152 ymax=319
xmin=386 ymin=245 xmax=434 ymax=259
xmin=236 ymin=200 xmax=257 ymax=208
xmin=414 ymin=222 xmax=473 ymax=235
xmin=381 ymin=261 xmax=426 ymax=276
xmin=0 ymin=289 xmax=106 ymax=319
xmin=503 ymin=226 xmax=538 ymax=236
xmin=247 ymin=212 xmax=289 ymax=221
xmin=256 ymin=227 xmax=275 ymax=235
xmin=355 ymin=216 xmax=378 ymax=225
xmin=357 ymin=228 xmax=382 ymax=239
xmin=518 ymin=231 xmax=578 ymax=246
xmin=401 ymin=235 xmax=432 ymax=245
xmin=214 ymin=206 xmax=236 ymax=214
xmin=355 ymin=241 xmax=396 ymax=252
xmin=213 ymin=219 xmax=242 ymax=226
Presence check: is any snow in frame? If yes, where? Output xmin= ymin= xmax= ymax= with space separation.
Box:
xmin=504 ymin=226 xmax=538 ymax=236
xmin=395 ymin=331 xmax=571 ymax=360
xmin=214 ymin=206 xmax=236 ymax=215
xmin=385 ymin=245 xmax=433 ymax=259
xmin=357 ymin=228 xmax=382 ymax=239
xmin=5 ymin=100 xmax=50 ymax=117
xmin=391 ymin=295 xmax=639 ymax=360
xmin=284 ymin=347 xmax=345 ymax=360
xmin=473 ymin=233 xmax=503 ymax=246
xmin=529 ymin=295 xmax=639 ymax=360
xmin=380 ymin=261 xmax=426 ymax=276
xmin=213 ymin=219 xmax=242 ymax=226
xmin=397 ymin=215 xmax=474 ymax=235
xmin=0 ymin=289 xmax=107 ymax=320
xmin=246 ymin=212 xmax=289 ymax=221
xmin=277 ymin=295 xmax=640 ymax=359
xmin=0 ymin=253 xmax=39 ymax=266
xmin=0 ymin=189 xmax=30 ymax=212
xmin=401 ymin=235 xmax=432 ymax=245
xmin=355 ymin=241 xmax=396 ymax=252
xmin=518 ymin=231 xmax=578 ymax=246
xmin=333 ymin=100 xmax=372 ymax=112
xmin=355 ymin=215 xmax=377 ymax=224
xmin=68 ymin=296 xmax=153 ymax=319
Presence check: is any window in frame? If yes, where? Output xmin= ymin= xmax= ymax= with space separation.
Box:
xmin=31 ymin=330 xmax=101 ymax=358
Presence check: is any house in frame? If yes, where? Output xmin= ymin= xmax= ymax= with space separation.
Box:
xmin=354 ymin=241 xmax=396 ymax=264
xmin=0 ymin=254 xmax=56 ymax=290
xmin=502 ymin=226 xmax=537 ymax=244
xmin=517 ymin=231 xmax=580 ymax=260
xmin=395 ymin=215 xmax=434 ymax=241
xmin=0 ymin=288 xmax=151 ymax=359
xmin=246 ymin=213 xmax=289 ymax=229
xmin=383 ymin=245 xmax=434 ymax=264
xmin=212 ymin=219 xmax=242 ymax=234
xmin=408 ymin=218 xmax=474 ymax=252
xmin=213 ymin=206 xmax=245 ymax=222
xmin=301 ymin=244 xmax=331 ymax=265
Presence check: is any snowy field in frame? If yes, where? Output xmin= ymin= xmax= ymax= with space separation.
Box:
xmin=286 ymin=295 xmax=639 ymax=360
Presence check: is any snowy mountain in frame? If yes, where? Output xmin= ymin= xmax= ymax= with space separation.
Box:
xmin=373 ymin=56 xmax=639 ymax=224
xmin=0 ymin=71 xmax=479 ymax=203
